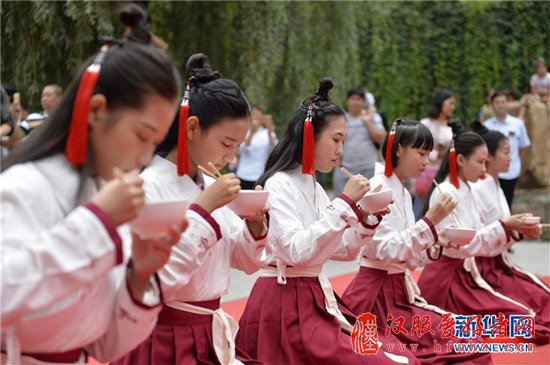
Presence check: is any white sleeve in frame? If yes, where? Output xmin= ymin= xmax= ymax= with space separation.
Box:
xmin=227 ymin=210 xmax=267 ymax=274
xmin=368 ymin=212 xmax=438 ymax=264
xmin=430 ymin=186 xmax=512 ymax=258
xmin=330 ymin=211 xmax=378 ymax=261
xmin=1 ymin=183 xmax=122 ymax=326
xmin=266 ymin=176 xmax=363 ymax=267
xmin=158 ymin=204 xmax=225 ymax=299
xmin=83 ymin=267 xmax=161 ymax=362
xmin=140 ymin=178 xmax=223 ymax=300
xmin=518 ymin=121 xmax=531 ymax=149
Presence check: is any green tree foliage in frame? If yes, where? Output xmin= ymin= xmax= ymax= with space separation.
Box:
xmin=1 ymin=1 xmax=118 ymax=109
xmin=2 ymin=1 xmax=549 ymax=129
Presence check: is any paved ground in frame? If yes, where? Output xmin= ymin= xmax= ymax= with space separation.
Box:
xmin=223 ymin=239 xmax=550 ymax=302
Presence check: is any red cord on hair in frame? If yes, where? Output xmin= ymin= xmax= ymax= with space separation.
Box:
xmin=177 ymin=82 xmax=191 ymax=176
xmin=66 ymin=47 xmax=108 ymax=166
xmin=384 ymin=126 xmax=396 ymax=177
xmin=301 ymin=105 xmax=314 ymax=175
xmin=449 ymin=142 xmax=459 ymax=189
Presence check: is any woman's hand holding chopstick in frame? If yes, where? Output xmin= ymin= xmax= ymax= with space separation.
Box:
xmin=194 ymin=162 xmax=241 ymax=213
xmin=432 ymin=179 xmax=462 ymax=227
xmin=340 ymin=167 xmax=371 ymax=203
xmin=424 ymin=193 xmax=458 ymax=227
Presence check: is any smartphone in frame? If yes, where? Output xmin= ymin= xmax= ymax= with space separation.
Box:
xmin=13 ymin=92 xmax=20 ymax=104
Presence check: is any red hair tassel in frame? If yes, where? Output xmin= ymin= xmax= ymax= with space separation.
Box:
xmin=66 ymin=46 xmax=108 ymax=165
xmin=177 ymin=82 xmax=191 ymax=176
xmin=301 ymin=104 xmax=314 ymax=175
xmin=449 ymin=141 xmax=459 ymax=189
xmin=384 ymin=124 xmax=396 ymax=177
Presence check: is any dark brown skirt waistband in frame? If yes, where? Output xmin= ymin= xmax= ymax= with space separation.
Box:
xmin=158 ymin=298 xmax=221 ymax=326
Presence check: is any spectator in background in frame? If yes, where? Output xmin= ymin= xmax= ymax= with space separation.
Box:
xmin=484 ymin=91 xmax=531 ymax=209
xmin=0 ymin=86 xmax=15 ymax=139
xmin=361 ymin=81 xmax=376 ymax=110
xmin=413 ymin=89 xmax=455 ymax=219
xmin=236 ymin=106 xmax=278 ymax=189
xmin=519 ymin=57 xmax=550 ymax=120
xmin=478 ymin=88 xmax=496 ymax=122
xmin=530 ymin=57 xmax=550 ymax=101
xmin=26 ymin=84 xmax=62 ymax=131
xmin=2 ymin=83 xmax=31 ymax=135
xmin=332 ymin=87 xmax=386 ymax=196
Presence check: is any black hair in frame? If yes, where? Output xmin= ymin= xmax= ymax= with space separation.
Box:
xmin=256 ymin=77 xmax=344 ymax=187
xmin=1 ymin=83 xmax=17 ymax=102
xmin=2 ymin=8 xmax=181 ymax=172
xmin=422 ymin=120 xmax=486 ymax=212
xmin=381 ymin=117 xmax=434 ymax=169
xmin=119 ymin=3 xmax=151 ymax=45
xmin=347 ymin=86 xmax=365 ymax=100
xmin=427 ymin=89 xmax=454 ymax=120
xmin=471 ymin=120 xmax=507 ymax=157
xmin=490 ymin=91 xmax=507 ymax=104
xmin=155 ymin=53 xmax=250 ymax=158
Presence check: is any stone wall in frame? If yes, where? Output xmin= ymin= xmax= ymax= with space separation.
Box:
xmin=506 ymin=101 xmax=550 ymax=188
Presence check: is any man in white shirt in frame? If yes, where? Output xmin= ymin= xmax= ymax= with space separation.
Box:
xmin=484 ymin=91 xmax=531 ymax=209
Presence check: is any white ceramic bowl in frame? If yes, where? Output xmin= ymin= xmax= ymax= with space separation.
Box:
xmin=130 ymin=200 xmax=189 ymax=239
xmin=523 ymin=216 xmax=540 ymax=224
xmin=445 ymin=226 xmax=476 ymax=245
xmin=227 ymin=190 xmax=269 ymax=216
xmin=358 ymin=188 xmax=393 ymax=213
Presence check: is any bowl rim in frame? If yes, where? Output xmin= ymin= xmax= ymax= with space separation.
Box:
xmin=234 ymin=190 xmax=270 ymax=195
xmin=444 ymin=227 xmax=477 ymax=233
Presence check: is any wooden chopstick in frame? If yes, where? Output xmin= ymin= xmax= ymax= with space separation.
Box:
xmin=432 ymin=179 xmax=462 ymax=228
xmin=340 ymin=167 xmax=354 ymax=178
xmin=540 ymin=223 xmax=550 ymax=228
xmin=197 ymin=165 xmax=219 ymax=180
xmin=208 ymin=162 xmax=223 ymax=178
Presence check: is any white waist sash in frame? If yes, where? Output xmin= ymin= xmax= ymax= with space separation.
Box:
xmin=165 ymin=301 xmax=243 ymax=365
xmin=360 ymin=257 xmax=448 ymax=315
xmin=259 ymin=264 xmax=410 ymax=364
xmin=258 ymin=264 xmax=353 ymax=333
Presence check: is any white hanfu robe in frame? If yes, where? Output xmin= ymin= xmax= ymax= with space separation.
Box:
xmin=116 ymin=155 xmax=267 ymax=365
xmin=1 ymin=154 xmax=161 ymax=364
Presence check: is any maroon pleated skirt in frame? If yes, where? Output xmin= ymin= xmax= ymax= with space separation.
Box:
xmin=418 ymin=255 xmax=548 ymax=344
xmin=236 ymin=276 xmax=411 ymax=364
xmin=110 ymin=299 xmax=262 ymax=365
xmin=343 ymin=266 xmax=492 ymax=365
xmin=476 ymin=255 xmax=550 ymax=344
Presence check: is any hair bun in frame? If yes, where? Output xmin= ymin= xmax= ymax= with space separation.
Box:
xmin=119 ymin=4 xmax=146 ymax=27
xmin=470 ymin=119 xmax=489 ymax=135
xmin=447 ymin=119 xmax=465 ymax=138
xmin=119 ymin=4 xmax=151 ymax=45
xmin=315 ymin=77 xmax=334 ymax=101
xmin=186 ymin=53 xmax=220 ymax=84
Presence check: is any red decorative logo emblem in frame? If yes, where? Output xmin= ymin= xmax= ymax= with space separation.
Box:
xmin=352 ymin=312 xmax=380 ymax=355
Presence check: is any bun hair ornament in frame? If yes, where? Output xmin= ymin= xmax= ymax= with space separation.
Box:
xmin=177 ymin=78 xmax=194 ymax=176
xmin=384 ymin=122 xmax=397 ymax=177
xmin=449 ymin=140 xmax=459 ymax=189
xmin=301 ymin=102 xmax=314 ymax=175
xmin=66 ymin=44 xmax=110 ymax=165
